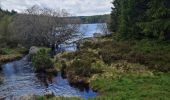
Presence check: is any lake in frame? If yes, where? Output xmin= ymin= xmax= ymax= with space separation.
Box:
xmin=59 ymin=23 xmax=108 ymax=51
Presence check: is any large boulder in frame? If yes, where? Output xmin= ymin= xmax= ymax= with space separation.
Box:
xmin=29 ymin=46 xmax=39 ymax=55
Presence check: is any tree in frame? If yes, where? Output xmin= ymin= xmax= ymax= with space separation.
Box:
xmin=110 ymin=0 xmax=120 ymax=32
xmin=138 ymin=0 xmax=170 ymax=40
xmin=11 ymin=6 xmax=81 ymax=49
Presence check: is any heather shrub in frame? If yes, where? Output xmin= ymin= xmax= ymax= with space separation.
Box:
xmin=32 ymin=49 xmax=54 ymax=72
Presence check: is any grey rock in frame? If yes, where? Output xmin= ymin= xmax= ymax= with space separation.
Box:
xmin=29 ymin=46 xmax=39 ymax=55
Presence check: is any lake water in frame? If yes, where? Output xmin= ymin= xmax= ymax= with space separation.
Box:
xmin=59 ymin=23 xmax=108 ymax=51
xmin=79 ymin=23 xmax=108 ymax=37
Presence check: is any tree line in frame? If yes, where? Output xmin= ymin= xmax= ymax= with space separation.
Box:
xmin=70 ymin=14 xmax=110 ymax=24
xmin=110 ymin=0 xmax=170 ymax=40
xmin=80 ymin=14 xmax=110 ymax=23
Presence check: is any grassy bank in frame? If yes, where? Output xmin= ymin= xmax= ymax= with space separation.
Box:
xmin=0 ymin=47 xmax=27 ymax=63
xmin=36 ymin=96 xmax=83 ymax=100
xmin=52 ymin=35 xmax=170 ymax=99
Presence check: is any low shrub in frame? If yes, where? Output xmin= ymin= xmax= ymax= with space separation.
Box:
xmin=69 ymin=59 xmax=93 ymax=77
xmin=32 ymin=49 xmax=54 ymax=72
xmin=67 ymin=59 xmax=105 ymax=77
xmin=91 ymin=61 xmax=106 ymax=73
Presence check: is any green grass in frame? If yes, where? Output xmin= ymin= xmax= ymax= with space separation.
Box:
xmin=47 ymin=37 xmax=170 ymax=100
xmin=36 ymin=96 xmax=83 ymax=100
xmin=91 ymin=72 xmax=170 ymax=100
xmin=0 ymin=48 xmax=13 ymax=55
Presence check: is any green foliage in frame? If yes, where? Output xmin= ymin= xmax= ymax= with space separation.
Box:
xmin=70 ymin=59 xmax=94 ymax=77
xmin=64 ymin=50 xmax=102 ymax=77
xmin=58 ymin=37 xmax=170 ymax=99
xmin=0 ymin=8 xmax=17 ymax=47
xmin=32 ymin=49 xmax=54 ymax=72
xmin=110 ymin=0 xmax=170 ymax=40
xmin=139 ymin=0 xmax=170 ymax=40
xmin=133 ymin=39 xmax=170 ymax=53
xmin=0 ymin=47 xmax=27 ymax=55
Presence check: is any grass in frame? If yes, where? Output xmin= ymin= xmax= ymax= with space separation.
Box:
xmin=0 ymin=47 xmax=27 ymax=63
xmin=91 ymin=72 xmax=170 ymax=100
xmin=35 ymin=36 xmax=170 ymax=100
xmin=36 ymin=96 xmax=83 ymax=100
xmin=54 ymin=36 xmax=170 ymax=100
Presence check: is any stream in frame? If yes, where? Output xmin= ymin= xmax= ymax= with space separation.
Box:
xmin=0 ymin=23 xmax=107 ymax=99
xmin=0 ymin=56 xmax=97 ymax=99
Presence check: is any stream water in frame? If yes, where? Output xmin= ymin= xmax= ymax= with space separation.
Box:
xmin=0 ymin=23 xmax=107 ymax=99
xmin=0 ymin=56 xmax=97 ymax=99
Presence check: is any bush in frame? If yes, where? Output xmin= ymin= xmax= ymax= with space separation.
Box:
xmin=91 ymin=61 xmax=106 ymax=73
xmin=69 ymin=59 xmax=93 ymax=77
xmin=32 ymin=49 xmax=54 ymax=72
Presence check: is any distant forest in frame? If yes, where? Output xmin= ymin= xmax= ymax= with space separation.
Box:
xmin=72 ymin=14 xmax=110 ymax=24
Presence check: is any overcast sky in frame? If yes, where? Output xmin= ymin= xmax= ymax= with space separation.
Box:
xmin=0 ymin=0 xmax=112 ymax=16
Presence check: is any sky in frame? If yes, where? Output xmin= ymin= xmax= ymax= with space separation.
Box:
xmin=0 ymin=0 xmax=112 ymax=16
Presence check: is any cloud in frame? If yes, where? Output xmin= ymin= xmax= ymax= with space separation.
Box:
xmin=0 ymin=0 xmax=112 ymax=16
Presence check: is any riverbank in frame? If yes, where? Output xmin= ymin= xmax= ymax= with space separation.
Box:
xmin=1 ymin=36 xmax=170 ymax=100
xmin=0 ymin=47 xmax=28 ymax=63
xmin=52 ymin=35 xmax=170 ymax=99
xmin=0 ymin=47 xmax=27 ymax=83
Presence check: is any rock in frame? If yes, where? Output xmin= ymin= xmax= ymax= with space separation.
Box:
xmin=29 ymin=46 xmax=39 ymax=55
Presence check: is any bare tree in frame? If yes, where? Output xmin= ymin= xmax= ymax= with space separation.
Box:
xmin=11 ymin=5 xmax=81 ymax=51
